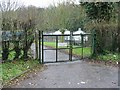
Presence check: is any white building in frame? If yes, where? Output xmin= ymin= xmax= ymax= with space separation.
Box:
xmin=52 ymin=30 xmax=62 ymax=35
xmin=73 ymin=28 xmax=88 ymax=42
xmin=49 ymin=28 xmax=88 ymax=44
xmin=64 ymin=28 xmax=88 ymax=42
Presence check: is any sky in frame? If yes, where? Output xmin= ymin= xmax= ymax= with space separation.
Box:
xmin=1 ymin=0 xmax=118 ymax=8
xmin=21 ymin=0 xmax=59 ymax=8
xmin=18 ymin=0 xmax=80 ymax=8
xmin=0 ymin=0 xmax=80 ymax=8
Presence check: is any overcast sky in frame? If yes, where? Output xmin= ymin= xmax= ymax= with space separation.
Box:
xmin=19 ymin=0 xmax=80 ymax=8
xmin=0 ymin=0 xmax=118 ymax=8
xmin=0 ymin=0 xmax=80 ymax=8
xmin=22 ymin=0 xmax=63 ymax=7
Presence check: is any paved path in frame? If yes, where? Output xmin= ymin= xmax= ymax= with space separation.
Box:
xmin=11 ymin=61 xmax=118 ymax=88
xmin=11 ymin=44 xmax=118 ymax=88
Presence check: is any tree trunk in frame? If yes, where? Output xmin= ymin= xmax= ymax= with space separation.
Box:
xmin=61 ymin=31 xmax=64 ymax=43
xmin=93 ymin=29 xmax=105 ymax=55
xmin=13 ymin=41 xmax=21 ymax=60
xmin=35 ymin=31 xmax=38 ymax=59
xmin=22 ymin=37 xmax=34 ymax=59
xmin=2 ymin=41 xmax=9 ymax=62
xmin=112 ymin=33 xmax=118 ymax=53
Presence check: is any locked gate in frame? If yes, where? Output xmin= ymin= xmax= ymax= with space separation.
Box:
xmin=39 ymin=31 xmax=92 ymax=64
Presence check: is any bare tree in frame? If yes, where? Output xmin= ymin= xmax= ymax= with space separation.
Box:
xmin=0 ymin=0 xmax=21 ymax=61
xmin=0 ymin=0 xmax=22 ymax=21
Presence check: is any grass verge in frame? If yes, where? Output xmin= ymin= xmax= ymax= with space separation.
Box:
xmin=97 ymin=53 xmax=120 ymax=62
xmin=0 ymin=59 xmax=40 ymax=85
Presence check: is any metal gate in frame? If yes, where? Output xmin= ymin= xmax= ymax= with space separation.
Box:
xmin=39 ymin=31 xmax=92 ymax=64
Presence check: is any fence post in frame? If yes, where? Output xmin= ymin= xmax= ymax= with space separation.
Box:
xmin=56 ymin=36 xmax=58 ymax=62
xmin=92 ymin=29 xmax=96 ymax=57
xmin=69 ymin=31 xmax=73 ymax=61
xmin=39 ymin=31 xmax=41 ymax=64
xmin=81 ymin=34 xmax=84 ymax=59
xmin=41 ymin=31 xmax=44 ymax=64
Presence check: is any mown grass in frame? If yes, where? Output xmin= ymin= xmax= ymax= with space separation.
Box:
xmin=0 ymin=59 xmax=40 ymax=84
xmin=44 ymin=42 xmax=56 ymax=47
xmin=44 ymin=42 xmax=91 ymax=57
xmin=73 ymin=47 xmax=91 ymax=57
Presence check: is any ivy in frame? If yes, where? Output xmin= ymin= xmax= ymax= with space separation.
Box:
xmin=82 ymin=2 xmax=114 ymax=22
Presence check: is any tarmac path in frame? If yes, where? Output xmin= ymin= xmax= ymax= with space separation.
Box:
xmin=10 ymin=44 xmax=118 ymax=88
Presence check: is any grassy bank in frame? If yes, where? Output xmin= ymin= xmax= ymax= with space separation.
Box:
xmin=0 ymin=59 xmax=40 ymax=84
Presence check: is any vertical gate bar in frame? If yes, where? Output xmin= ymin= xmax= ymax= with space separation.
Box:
xmin=90 ymin=34 xmax=93 ymax=56
xmin=81 ymin=34 xmax=84 ymax=59
xmin=69 ymin=33 xmax=71 ymax=61
xmin=42 ymin=31 xmax=44 ymax=64
xmin=39 ymin=31 xmax=41 ymax=64
xmin=56 ymin=36 xmax=58 ymax=62
xmin=71 ymin=32 xmax=73 ymax=61
xmin=69 ymin=39 xmax=70 ymax=61
xmin=91 ymin=31 xmax=94 ymax=56
xmin=69 ymin=31 xmax=72 ymax=61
